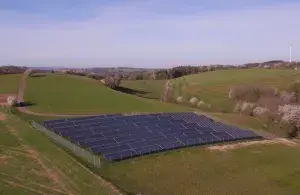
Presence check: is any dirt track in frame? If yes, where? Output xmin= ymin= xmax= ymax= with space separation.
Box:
xmin=207 ymin=138 xmax=298 ymax=151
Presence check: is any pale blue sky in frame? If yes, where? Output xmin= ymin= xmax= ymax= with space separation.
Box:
xmin=0 ymin=0 xmax=299 ymax=68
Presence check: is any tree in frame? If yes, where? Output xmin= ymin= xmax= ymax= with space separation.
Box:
xmin=104 ymin=75 xmax=121 ymax=89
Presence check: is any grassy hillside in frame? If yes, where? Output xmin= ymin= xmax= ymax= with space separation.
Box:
xmin=11 ymin=70 xmax=300 ymax=195
xmin=24 ymin=74 xmax=189 ymax=114
xmin=120 ymin=80 xmax=166 ymax=99
xmin=120 ymin=69 xmax=300 ymax=112
xmin=101 ymin=143 xmax=300 ymax=195
xmin=0 ymin=109 xmax=119 ymax=195
xmin=0 ymin=74 xmax=22 ymax=94
xmin=171 ymin=69 xmax=300 ymax=111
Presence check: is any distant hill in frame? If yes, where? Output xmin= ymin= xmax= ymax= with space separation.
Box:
xmin=88 ymin=67 xmax=162 ymax=72
xmin=0 ymin=66 xmax=27 ymax=75
xmin=29 ymin=67 xmax=55 ymax=71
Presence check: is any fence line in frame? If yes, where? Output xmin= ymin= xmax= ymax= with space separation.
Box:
xmin=31 ymin=121 xmax=101 ymax=168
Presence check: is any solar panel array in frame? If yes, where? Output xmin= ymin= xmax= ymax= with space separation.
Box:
xmin=44 ymin=112 xmax=262 ymax=162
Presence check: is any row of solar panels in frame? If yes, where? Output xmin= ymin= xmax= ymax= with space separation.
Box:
xmin=45 ymin=115 xmax=213 ymax=132
xmin=101 ymin=133 xmax=261 ymax=161
xmin=45 ymin=121 xmax=257 ymax=145
xmin=44 ymin=112 xmax=210 ymax=126
xmin=43 ymin=112 xmax=262 ymax=161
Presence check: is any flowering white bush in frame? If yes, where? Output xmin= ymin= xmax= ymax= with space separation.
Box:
xmin=253 ymin=107 xmax=269 ymax=116
xmin=189 ymin=97 xmax=198 ymax=106
xmin=233 ymin=101 xmax=256 ymax=115
xmin=100 ymin=79 xmax=106 ymax=84
xmin=233 ymin=101 xmax=242 ymax=113
xmin=278 ymin=104 xmax=300 ymax=125
xmin=197 ymin=101 xmax=205 ymax=107
xmin=176 ymin=96 xmax=184 ymax=104
xmin=280 ymin=91 xmax=296 ymax=103
xmin=241 ymin=102 xmax=255 ymax=112
xmin=7 ymin=96 xmax=17 ymax=106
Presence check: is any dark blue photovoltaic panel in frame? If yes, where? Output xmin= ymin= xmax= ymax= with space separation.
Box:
xmin=43 ymin=112 xmax=263 ymax=162
xmin=134 ymin=145 xmax=161 ymax=155
xmin=114 ymin=135 xmax=143 ymax=143
xmin=159 ymin=141 xmax=184 ymax=150
xmin=104 ymin=149 xmax=137 ymax=161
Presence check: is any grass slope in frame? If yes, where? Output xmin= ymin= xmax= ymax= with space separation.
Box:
xmin=121 ymin=69 xmax=300 ymax=107
xmin=0 ymin=74 xmax=22 ymax=94
xmin=171 ymin=69 xmax=300 ymax=111
xmin=25 ymin=74 xmax=188 ymax=114
xmin=101 ymin=144 xmax=300 ymax=195
xmin=120 ymin=80 xmax=166 ymax=99
xmin=0 ymin=109 xmax=119 ymax=195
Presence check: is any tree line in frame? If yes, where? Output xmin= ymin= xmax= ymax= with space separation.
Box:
xmin=0 ymin=66 xmax=27 ymax=75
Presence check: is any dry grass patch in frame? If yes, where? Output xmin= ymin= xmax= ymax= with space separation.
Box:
xmin=207 ymin=138 xmax=298 ymax=152
xmin=0 ymin=112 xmax=5 ymax=121
xmin=0 ymin=155 xmax=13 ymax=165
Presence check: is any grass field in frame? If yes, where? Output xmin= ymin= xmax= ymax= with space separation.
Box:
xmin=5 ymin=106 xmax=300 ymax=195
xmin=3 ymin=107 xmax=299 ymax=195
xmin=101 ymin=144 xmax=300 ymax=195
xmin=171 ymin=69 xmax=300 ymax=112
xmin=121 ymin=69 xmax=300 ymax=112
xmin=120 ymin=80 xmax=166 ymax=100
xmin=24 ymin=74 xmax=189 ymax=114
xmin=6 ymin=69 xmax=300 ymax=195
xmin=0 ymin=74 xmax=22 ymax=94
xmin=23 ymin=72 xmax=288 ymax=136
xmin=0 ymin=109 xmax=119 ymax=195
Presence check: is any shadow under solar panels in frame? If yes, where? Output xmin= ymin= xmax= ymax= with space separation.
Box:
xmin=43 ymin=112 xmax=263 ymax=162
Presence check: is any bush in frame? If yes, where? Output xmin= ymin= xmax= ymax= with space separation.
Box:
xmin=280 ymin=123 xmax=299 ymax=138
xmin=240 ymin=102 xmax=256 ymax=115
xmin=229 ymin=85 xmax=277 ymax=102
xmin=7 ymin=96 xmax=17 ymax=107
xmin=104 ymin=75 xmax=121 ymax=89
xmin=230 ymin=83 xmax=300 ymax=138
xmin=252 ymin=106 xmax=276 ymax=121
xmin=288 ymin=80 xmax=300 ymax=103
xmin=253 ymin=106 xmax=270 ymax=116
xmin=197 ymin=101 xmax=205 ymax=107
xmin=280 ymin=91 xmax=297 ymax=103
xmin=233 ymin=101 xmax=256 ymax=115
xmin=189 ymin=97 xmax=199 ymax=106
xmin=176 ymin=96 xmax=184 ymax=104
xmin=278 ymin=104 xmax=300 ymax=125
xmin=88 ymin=74 xmax=103 ymax=80
xmin=257 ymin=97 xmax=284 ymax=111
xmin=233 ymin=101 xmax=242 ymax=113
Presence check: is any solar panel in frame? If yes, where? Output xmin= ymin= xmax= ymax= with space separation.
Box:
xmin=104 ymin=149 xmax=137 ymax=161
xmin=43 ymin=112 xmax=263 ymax=162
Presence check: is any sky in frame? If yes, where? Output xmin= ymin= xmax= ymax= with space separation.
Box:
xmin=0 ymin=0 xmax=299 ymax=68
